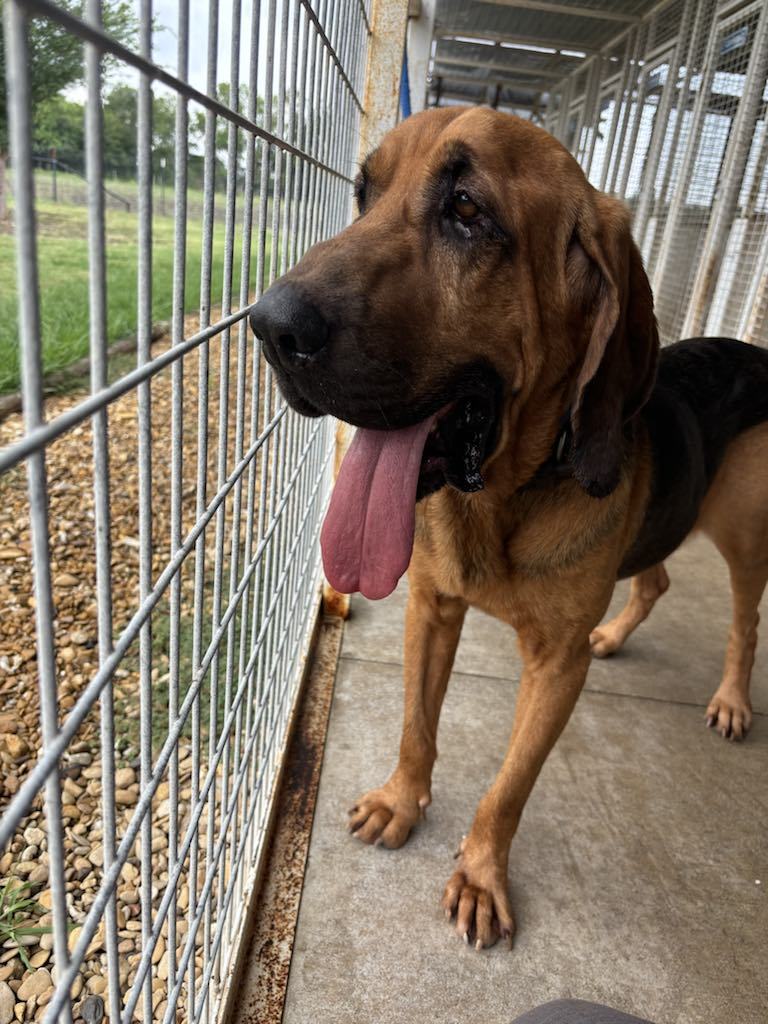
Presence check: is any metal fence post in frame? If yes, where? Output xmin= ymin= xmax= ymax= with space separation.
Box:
xmin=359 ymin=0 xmax=410 ymax=155
xmin=608 ymin=22 xmax=647 ymax=195
xmin=739 ymin=224 xmax=768 ymax=343
xmin=599 ymin=27 xmax=636 ymax=191
xmin=83 ymin=1 xmax=121 ymax=1021
xmin=615 ymin=17 xmax=655 ymax=199
xmin=581 ymin=55 xmax=604 ymax=177
xmin=407 ymin=0 xmax=435 ymax=114
xmin=2 ymin=4 xmax=73 ymax=1021
xmin=632 ymin=0 xmax=697 ymax=244
xmin=651 ymin=14 xmax=720 ymax=298
xmin=543 ymin=92 xmax=558 ymax=136
xmin=555 ymin=75 xmax=573 ymax=142
xmin=682 ymin=3 xmax=768 ymax=337
xmin=641 ymin=0 xmax=714 ymax=272
xmin=570 ymin=68 xmax=590 ymax=163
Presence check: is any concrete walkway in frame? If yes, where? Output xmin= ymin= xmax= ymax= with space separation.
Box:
xmin=283 ymin=535 xmax=767 ymax=1024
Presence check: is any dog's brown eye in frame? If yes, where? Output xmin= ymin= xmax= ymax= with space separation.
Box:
xmin=452 ymin=190 xmax=479 ymax=220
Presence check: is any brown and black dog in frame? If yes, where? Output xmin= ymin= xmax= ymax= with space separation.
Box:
xmin=250 ymin=107 xmax=768 ymax=950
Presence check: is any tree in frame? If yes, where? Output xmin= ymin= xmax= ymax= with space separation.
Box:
xmin=34 ymin=95 xmax=85 ymax=167
xmin=151 ymin=92 xmax=176 ymax=176
xmin=0 ymin=0 xmax=136 ymax=218
xmin=100 ymin=86 xmax=188 ymax=180
xmin=190 ymin=83 xmax=262 ymax=188
xmin=102 ymin=83 xmax=138 ymax=176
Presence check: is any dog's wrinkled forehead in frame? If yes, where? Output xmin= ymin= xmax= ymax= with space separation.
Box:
xmin=359 ymin=106 xmax=583 ymax=211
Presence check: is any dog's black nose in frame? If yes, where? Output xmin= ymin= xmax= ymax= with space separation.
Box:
xmin=249 ymin=284 xmax=328 ymax=369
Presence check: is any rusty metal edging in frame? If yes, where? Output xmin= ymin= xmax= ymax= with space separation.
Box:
xmin=218 ymin=607 xmax=345 ymax=1024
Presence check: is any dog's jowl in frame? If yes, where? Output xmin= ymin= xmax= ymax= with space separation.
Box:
xmin=249 ymin=106 xmax=768 ymax=949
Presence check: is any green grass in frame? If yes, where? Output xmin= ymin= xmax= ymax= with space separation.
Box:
xmin=0 ymin=879 xmax=52 ymax=970
xmin=31 ymin=167 xmax=209 ymax=216
xmin=0 ymin=183 xmax=261 ymax=394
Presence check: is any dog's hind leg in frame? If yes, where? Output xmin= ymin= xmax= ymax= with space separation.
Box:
xmin=704 ymin=558 xmax=765 ymax=739
xmin=589 ymin=562 xmax=670 ymax=658
xmin=347 ymin=583 xmax=467 ymax=848
xmin=697 ymin=422 xmax=768 ymax=739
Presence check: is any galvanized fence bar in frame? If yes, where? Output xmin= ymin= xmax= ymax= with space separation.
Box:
xmin=166 ymin=0 xmax=191 ymax=1000
xmin=598 ymin=28 xmax=636 ymax=191
xmin=740 ymin=231 xmax=768 ymax=342
xmin=2 ymin=3 xmax=73 ymax=1023
xmin=616 ymin=22 xmax=654 ymax=199
xmin=136 ymin=0 xmax=155 ymax=1020
xmin=83 ymin=0 xmax=121 ymax=1021
xmin=555 ymin=75 xmax=573 ymax=142
xmin=633 ymin=0 xmax=696 ymax=247
xmin=581 ymin=56 xmax=604 ymax=177
xmin=682 ymin=1 xmax=768 ymax=337
xmin=650 ymin=11 xmax=718 ymax=309
xmin=605 ymin=22 xmax=645 ymax=194
xmin=1 ymin=0 xmax=368 ymax=1022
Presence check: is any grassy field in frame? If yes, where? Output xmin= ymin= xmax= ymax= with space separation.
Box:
xmin=0 ymin=180 xmax=264 ymax=393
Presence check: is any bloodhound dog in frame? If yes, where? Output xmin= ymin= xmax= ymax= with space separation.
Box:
xmin=249 ymin=107 xmax=768 ymax=949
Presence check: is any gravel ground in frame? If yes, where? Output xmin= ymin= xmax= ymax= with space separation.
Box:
xmin=0 ymin=323 xmax=269 ymax=1023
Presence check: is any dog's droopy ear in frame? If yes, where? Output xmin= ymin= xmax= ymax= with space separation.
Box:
xmin=565 ymin=192 xmax=659 ymax=498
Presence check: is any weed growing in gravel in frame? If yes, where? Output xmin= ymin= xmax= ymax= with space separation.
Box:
xmin=0 ymin=879 xmax=51 ymax=971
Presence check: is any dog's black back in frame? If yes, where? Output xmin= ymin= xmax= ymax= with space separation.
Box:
xmin=619 ymin=337 xmax=768 ymax=578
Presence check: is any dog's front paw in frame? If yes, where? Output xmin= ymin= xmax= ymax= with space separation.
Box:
xmin=441 ymin=838 xmax=515 ymax=950
xmin=706 ymin=686 xmax=752 ymax=740
xmin=347 ymin=774 xmax=430 ymax=849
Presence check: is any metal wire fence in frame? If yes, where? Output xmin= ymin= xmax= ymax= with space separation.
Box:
xmin=546 ymin=0 xmax=768 ymax=347
xmin=1 ymin=1 xmax=369 ymax=1023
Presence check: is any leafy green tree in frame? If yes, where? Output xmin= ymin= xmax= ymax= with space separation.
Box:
xmin=34 ymin=95 xmax=85 ymax=167
xmin=152 ymin=93 xmax=175 ymax=173
xmin=190 ymin=83 xmax=264 ymax=188
xmin=101 ymin=86 xmax=191 ymax=181
xmin=0 ymin=0 xmax=136 ymax=218
xmin=102 ymin=83 xmax=137 ymax=177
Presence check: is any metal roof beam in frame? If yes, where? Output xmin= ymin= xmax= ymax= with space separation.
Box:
xmin=433 ymin=54 xmax=565 ymax=78
xmin=429 ymin=69 xmax=550 ymax=92
xmin=435 ymin=28 xmax=599 ymax=55
xmin=476 ymin=1 xmax=640 ymax=22
xmin=432 ymin=90 xmax=539 ymax=111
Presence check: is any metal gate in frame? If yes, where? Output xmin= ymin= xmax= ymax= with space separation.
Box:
xmin=1 ymin=1 xmax=370 ymax=1022
xmin=545 ymin=0 xmax=768 ymax=347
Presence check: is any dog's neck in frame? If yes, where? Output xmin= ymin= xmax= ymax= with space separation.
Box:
xmin=520 ymin=413 xmax=573 ymax=491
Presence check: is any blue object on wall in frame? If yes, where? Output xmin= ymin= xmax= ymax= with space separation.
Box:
xmin=400 ymin=49 xmax=412 ymax=119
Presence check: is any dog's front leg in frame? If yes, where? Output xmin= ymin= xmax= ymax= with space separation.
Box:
xmin=348 ymin=583 xmax=467 ymax=848
xmin=442 ymin=629 xmax=591 ymax=949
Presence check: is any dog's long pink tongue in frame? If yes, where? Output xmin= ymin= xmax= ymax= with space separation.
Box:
xmin=321 ymin=418 xmax=434 ymax=600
